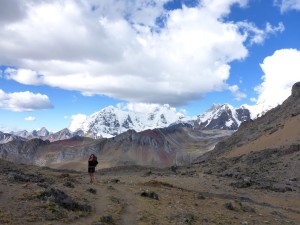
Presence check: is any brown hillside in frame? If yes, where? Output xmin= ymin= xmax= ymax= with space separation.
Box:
xmin=225 ymin=113 xmax=300 ymax=158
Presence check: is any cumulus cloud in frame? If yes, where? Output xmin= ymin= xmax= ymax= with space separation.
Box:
xmin=274 ymin=0 xmax=300 ymax=13
xmin=24 ymin=116 xmax=36 ymax=121
xmin=0 ymin=89 xmax=53 ymax=112
xmin=69 ymin=114 xmax=87 ymax=132
xmin=254 ymin=48 xmax=300 ymax=108
xmin=0 ymin=0 xmax=284 ymax=105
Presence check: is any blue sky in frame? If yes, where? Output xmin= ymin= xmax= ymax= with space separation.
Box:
xmin=0 ymin=0 xmax=300 ymax=132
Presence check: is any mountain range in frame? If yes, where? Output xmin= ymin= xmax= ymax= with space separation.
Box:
xmin=0 ymin=103 xmax=248 ymax=143
xmin=0 ymin=95 xmax=280 ymax=168
xmin=0 ymin=98 xmax=271 ymax=168
xmin=1 ymin=102 xmax=263 ymax=143
xmin=71 ymin=103 xmax=255 ymax=138
xmin=0 ymin=121 xmax=234 ymax=169
xmin=3 ymin=128 xmax=83 ymax=144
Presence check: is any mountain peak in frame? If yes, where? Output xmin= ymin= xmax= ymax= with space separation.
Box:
xmin=195 ymin=103 xmax=251 ymax=130
xmin=100 ymin=105 xmax=119 ymax=113
xmin=37 ymin=127 xmax=50 ymax=136
xmin=207 ymin=103 xmax=232 ymax=112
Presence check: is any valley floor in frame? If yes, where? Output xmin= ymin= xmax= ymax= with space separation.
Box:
xmin=0 ymin=160 xmax=299 ymax=225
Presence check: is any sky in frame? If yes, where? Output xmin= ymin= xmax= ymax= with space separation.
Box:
xmin=0 ymin=0 xmax=300 ymax=132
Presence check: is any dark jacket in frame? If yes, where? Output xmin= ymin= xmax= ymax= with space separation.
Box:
xmin=88 ymin=159 xmax=98 ymax=167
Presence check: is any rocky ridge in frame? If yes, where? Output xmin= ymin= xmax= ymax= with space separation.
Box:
xmin=0 ymin=124 xmax=233 ymax=169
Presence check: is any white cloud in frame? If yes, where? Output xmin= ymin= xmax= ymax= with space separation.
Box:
xmin=274 ymin=0 xmax=300 ymax=13
xmin=24 ymin=116 xmax=36 ymax=121
xmin=5 ymin=68 xmax=44 ymax=85
xmin=117 ymin=102 xmax=177 ymax=113
xmin=200 ymin=0 xmax=248 ymax=17
xmin=254 ymin=48 xmax=300 ymax=108
xmin=0 ymin=0 xmax=284 ymax=105
xmin=237 ymin=22 xmax=284 ymax=45
xmin=0 ymin=89 xmax=53 ymax=112
xmin=69 ymin=114 xmax=87 ymax=132
xmin=228 ymin=84 xmax=247 ymax=100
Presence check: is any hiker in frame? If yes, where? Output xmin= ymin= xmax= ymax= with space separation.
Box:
xmin=88 ymin=154 xmax=98 ymax=183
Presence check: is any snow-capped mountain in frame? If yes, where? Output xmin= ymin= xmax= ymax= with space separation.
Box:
xmin=0 ymin=131 xmax=27 ymax=144
xmin=70 ymin=104 xmax=187 ymax=138
xmin=3 ymin=102 xmax=268 ymax=143
xmin=10 ymin=127 xmax=83 ymax=142
xmin=194 ymin=104 xmax=252 ymax=130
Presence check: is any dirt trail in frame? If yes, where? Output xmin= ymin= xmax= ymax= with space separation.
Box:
xmin=70 ymin=177 xmax=112 ymax=225
xmin=114 ymin=183 xmax=138 ymax=225
xmin=74 ymin=175 xmax=138 ymax=225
